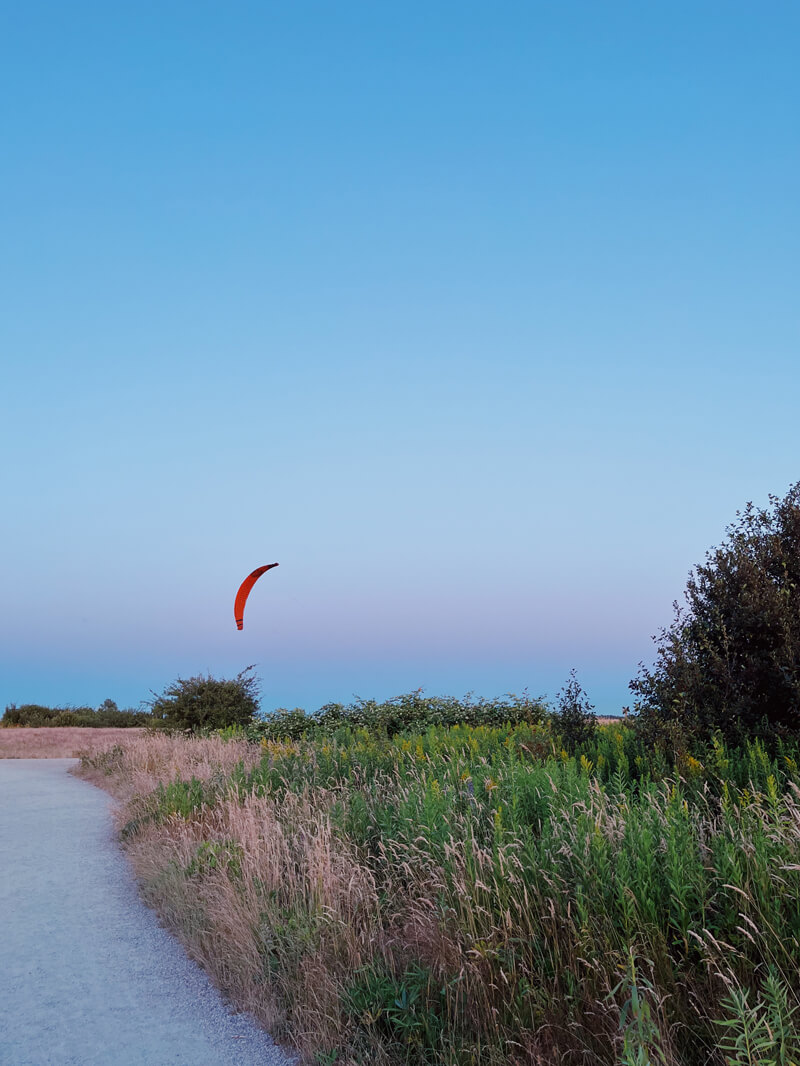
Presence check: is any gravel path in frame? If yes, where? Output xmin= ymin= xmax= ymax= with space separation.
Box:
xmin=0 ymin=759 xmax=296 ymax=1066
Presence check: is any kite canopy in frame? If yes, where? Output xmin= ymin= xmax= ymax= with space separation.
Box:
xmin=234 ymin=563 xmax=279 ymax=630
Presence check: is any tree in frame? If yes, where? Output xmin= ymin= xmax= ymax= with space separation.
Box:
xmin=631 ymin=482 xmax=800 ymax=745
xmin=148 ymin=666 xmax=260 ymax=733
xmin=553 ymin=670 xmax=597 ymax=753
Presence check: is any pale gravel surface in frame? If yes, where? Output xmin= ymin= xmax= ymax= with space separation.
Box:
xmin=0 ymin=759 xmax=296 ymax=1066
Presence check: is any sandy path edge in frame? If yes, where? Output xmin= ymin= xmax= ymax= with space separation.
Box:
xmin=0 ymin=759 xmax=296 ymax=1066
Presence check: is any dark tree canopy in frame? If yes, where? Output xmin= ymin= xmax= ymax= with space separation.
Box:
xmin=631 ymin=482 xmax=800 ymax=745
xmin=553 ymin=670 xmax=597 ymax=753
xmin=148 ymin=667 xmax=260 ymax=733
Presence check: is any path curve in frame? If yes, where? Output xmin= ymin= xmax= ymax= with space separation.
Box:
xmin=0 ymin=759 xmax=296 ymax=1066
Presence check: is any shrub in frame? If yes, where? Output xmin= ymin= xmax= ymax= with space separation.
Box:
xmin=251 ymin=689 xmax=548 ymax=741
xmin=148 ymin=666 xmax=260 ymax=733
xmin=552 ymin=670 xmax=597 ymax=753
xmin=1 ymin=702 xmax=152 ymax=728
xmin=631 ymin=482 xmax=800 ymax=745
xmin=2 ymin=704 xmax=63 ymax=726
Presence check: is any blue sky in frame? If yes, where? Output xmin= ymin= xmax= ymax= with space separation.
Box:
xmin=2 ymin=2 xmax=798 ymax=716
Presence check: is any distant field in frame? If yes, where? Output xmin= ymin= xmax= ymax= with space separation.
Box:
xmin=0 ymin=726 xmax=147 ymax=759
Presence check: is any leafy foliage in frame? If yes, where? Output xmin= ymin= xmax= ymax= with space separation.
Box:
xmin=147 ymin=666 xmax=260 ymax=733
xmin=250 ymin=688 xmax=547 ymax=742
xmin=631 ymin=482 xmax=800 ymax=745
xmin=345 ymin=963 xmax=446 ymax=1054
xmin=716 ymin=969 xmax=800 ymax=1065
xmin=552 ymin=669 xmax=597 ymax=753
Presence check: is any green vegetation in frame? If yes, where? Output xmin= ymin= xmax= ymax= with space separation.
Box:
xmin=248 ymin=688 xmax=548 ymax=742
xmin=631 ymin=480 xmax=800 ymax=747
xmin=89 ymin=720 xmax=800 ymax=1065
xmin=147 ymin=665 xmax=261 ymax=733
xmin=552 ymin=669 xmax=597 ymax=753
xmin=64 ymin=481 xmax=800 ymax=1061
xmin=1 ymin=699 xmax=153 ymax=728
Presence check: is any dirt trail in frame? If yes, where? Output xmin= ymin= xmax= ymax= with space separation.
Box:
xmin=0 ymin=759 xmax=295 ymax=1066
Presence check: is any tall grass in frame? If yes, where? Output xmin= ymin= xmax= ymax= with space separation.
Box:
xmin=0 ymin=726 xmax=148 ymax=759
xmin=80 ymin=725 xmax=800 ymax=1064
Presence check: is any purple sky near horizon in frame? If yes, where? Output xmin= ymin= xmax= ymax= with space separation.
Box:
xmin=2 ymin=2 xmax=799 ymax=716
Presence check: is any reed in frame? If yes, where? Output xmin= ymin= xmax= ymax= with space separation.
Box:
xmin=79 ymin=725 xmax=800 ymax=1064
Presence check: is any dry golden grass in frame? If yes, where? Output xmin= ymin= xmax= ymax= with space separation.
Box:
xmin=77 ymin=731 xmax=262 ymax=805
xmin=0 ymin=726 xmax=148 ymax=759
xmin=120 ymin=785 xmax=373 ymax=1049
xmin=78 ymin=734 xmax=391 ymax=1057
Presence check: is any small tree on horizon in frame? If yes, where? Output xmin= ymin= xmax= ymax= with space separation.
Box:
xmin=553 ymin=670 xmax=597 ymax=753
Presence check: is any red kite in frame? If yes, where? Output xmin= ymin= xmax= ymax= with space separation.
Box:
xmin=234 ymin=564 xmax=278 ymax=630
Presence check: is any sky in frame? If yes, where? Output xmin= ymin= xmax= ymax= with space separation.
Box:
xmin=2 ymin=2 xmax=798 ymax=717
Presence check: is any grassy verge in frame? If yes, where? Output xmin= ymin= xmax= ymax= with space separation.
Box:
xmin=0 ymin=726 xmax=148 ymax=759
xmin=78 ymin=724 xmax=800 ymax=1065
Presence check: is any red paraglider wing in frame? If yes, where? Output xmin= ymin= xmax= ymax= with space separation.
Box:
xmin=234 ymin=563 xmax=279 ymax=630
